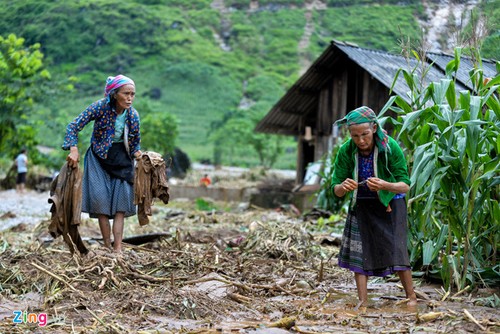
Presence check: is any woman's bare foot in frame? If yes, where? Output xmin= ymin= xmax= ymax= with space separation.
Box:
xmin=354 ymin=300 xmax=368 ymax=311
xmin=407 ymin=298 xmax=417 ymax=307
xmin=103 ymin=238 xmax=112 ymax=249
xmin=407 ymin=292 xmax=418 ymax=307
xmin=113 ymin=246 xmax=122 ymax=253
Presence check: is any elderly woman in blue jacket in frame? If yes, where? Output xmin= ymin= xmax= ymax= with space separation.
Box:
xmin=331 ymin=106 xmax=417 ymax=309
xmin=63 ymin=75 xmax=142 ymax=253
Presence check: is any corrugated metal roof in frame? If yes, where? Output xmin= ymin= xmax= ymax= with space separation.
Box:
xmin=426 ymin=52 xmax=498 ymax=91
xmin=255 ymin=41 xmax=498 ymax=135
xmin=336 ymin=43 xmax=469 ymax=100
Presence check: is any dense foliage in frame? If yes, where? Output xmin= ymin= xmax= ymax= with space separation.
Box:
xmin=0 ymin=34 xmax=52 ymax=160
xmin=385 ymin=48 xmax=499 ymax=290
xmin=0 ymin=0 xmax=496 ymax=170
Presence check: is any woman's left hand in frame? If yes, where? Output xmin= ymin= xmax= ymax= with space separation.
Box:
xmin=134 ymin=150 xmax=143 ymax=160
xmin=366 ymin=177 xmax=387 ymax=192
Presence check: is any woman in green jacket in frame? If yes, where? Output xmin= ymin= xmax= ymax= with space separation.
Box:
xmin=331 ymin=106 xmax=417 ymax=309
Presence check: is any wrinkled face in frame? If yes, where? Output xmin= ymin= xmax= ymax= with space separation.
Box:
xmin=114 ymin=84 xmax=136 ymax=112
xmin=349 ymin=122 xmax=377 ymax=154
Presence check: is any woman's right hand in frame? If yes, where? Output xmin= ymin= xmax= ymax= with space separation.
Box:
xmin=341 ymin=178 xmax=358 ymax=192
xmin=334 ymin=178 xmax=357 ymax=197
xmin=67 ymin=146 xmax=79 ymax=168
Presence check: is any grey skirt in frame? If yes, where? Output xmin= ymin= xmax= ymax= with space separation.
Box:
xmin=338 ymin=198 xmax=410 ymax=277
xmin=81 ymin=147 xmax=136 ymax=219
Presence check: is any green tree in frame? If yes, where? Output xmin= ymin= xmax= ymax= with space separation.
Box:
xmin=0 ymin=34 xmax=51 ymax=157
xmin=138 ymin=101 xmax=179 ymax=156
xmin=210 ymin=105 xmax=284 ymax=168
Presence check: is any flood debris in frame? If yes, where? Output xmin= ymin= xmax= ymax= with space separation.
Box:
xmin=240 ymin=220 xmax=315 ymax=261
xmin=0 ymin=188 xmax=499 ymax=333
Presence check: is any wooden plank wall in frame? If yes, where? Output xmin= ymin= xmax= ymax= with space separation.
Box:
xmin=297 ymin=66 xmax=393 ymax=185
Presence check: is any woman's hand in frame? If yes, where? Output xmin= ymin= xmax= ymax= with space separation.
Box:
xmin=134 ymin=150 xmax=143 ymax=160
xmin=366 ymin=177 xmax=385 ymax=191
xmin=367 ymin=178 xmax=409 ymax=194
xmin=342 ymin=178 xmax=358 ymax=192
xmin=334 ymin=178 xmax=358 ymax=197
xmin=67 ymin=146 xmax=79 ymax=168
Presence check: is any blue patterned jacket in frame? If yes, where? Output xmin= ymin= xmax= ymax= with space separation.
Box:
xmin=62 ymin=98 xmax=141 ymax=159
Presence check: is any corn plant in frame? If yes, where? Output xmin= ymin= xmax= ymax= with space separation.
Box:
xmin=384 ymin=47 xmax=499 ymax=290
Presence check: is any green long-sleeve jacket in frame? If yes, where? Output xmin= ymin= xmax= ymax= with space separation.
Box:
xmin=330 ymin=136 xmax=410 ymax=208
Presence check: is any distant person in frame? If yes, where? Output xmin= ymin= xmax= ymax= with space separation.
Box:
xmin=331 ymin=106 xmax=417 ymax=309
xmin=63 ymin=74 xmax=142 ymax=253
xmin=15 ymin=149 xmax=28 ymax=193
xmin=200 ymin=174 xmax=211 ymax=186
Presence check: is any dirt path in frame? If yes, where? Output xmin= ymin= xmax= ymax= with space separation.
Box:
xmin=298 ymin=0 xmax=327 ymax=75
xmin=0 ymin=189 xmax=51 ymax=232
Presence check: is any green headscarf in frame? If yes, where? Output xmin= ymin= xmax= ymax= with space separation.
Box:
xmin=335 ymin=106 xmax=390 ymax=152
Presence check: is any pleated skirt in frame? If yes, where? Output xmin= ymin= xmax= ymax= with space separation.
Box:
xmin=81 ymin=147 xmax=136 ymax=219
xmin=338 ymin=198 xmax=411 ymax=277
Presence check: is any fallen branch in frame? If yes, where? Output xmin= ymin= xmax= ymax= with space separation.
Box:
xmin=126 ymin=271 xmax=171 ymax=283
xmin=183 ymin=275 xmax=295 ymax=295
xmin=228 ymin=292 xmax=251 ymax=304
xmin=452 ymin=285 xmax=470 ymax=298
xmin=440 ymin=289 xmax=450 ymax=301
xmin=292 ymin=326 xmax=323 ymax=334
xmin=30 ymin=262 xmax=86 ymax=299
xmin=463 ymin=308 xmax=487 ymax=332
xmin=362 ymin=313 xmax=416 ymax=319
xmin=85 ymin=306 xmax=122 ymax=333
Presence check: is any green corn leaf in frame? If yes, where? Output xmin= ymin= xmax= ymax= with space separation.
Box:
xmin=459 ymin=119 xmax=488 ymax=126
xmin=484 ymin=75 xmax=500 ymax=87
xmin=448 ymin=254 xmax=462 ymax=289
xmin=417 ymin=155 xmax=436 ymax=190
xmin=403 ymin=70 xmax=415 ymax=91
xmin=481 ymin=84 xmax=500 ymax=107
xmin=393 ymin=101 xmax=411 ymax=115
xmin=432 ymin=224 xmax=449 ymax=262
xmin=400 ymin=108 xmax=427 ymax=135
xmin=433 ymin=79 xmax=451 ymax=105
xmin=483 ymin=158 xmax=500 ymax=174
xmin=464 ymin=96 xmax=482 ymax=162
xmin=424 ymin=166 xmax=449 ymax=213
xmin=486 ymin=96 xmax=500 ymax=120
xmin=497 ymin=132 xmax=500 ymax=153
xmin=410 ymin=142 xmax=434 ymax=185
xmin=446 ymin=47 xmax=462 ymax=77
xmin=456 ymin=130 xmax=467 ymax=160
xmin=379 ymin=95 xmax=398 ymax=117
xmin=390 ymin=68 xmax=403 ymax=94
xmin=459 ymin=90 xmax=471 ymax=111
xmin=422 ymin=240 xmax=434 ymax=266
xmin=446 ymin=82 xmax=457 ymax=110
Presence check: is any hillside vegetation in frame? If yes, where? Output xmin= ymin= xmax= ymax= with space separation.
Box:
xmin=0 ymin=0 xmax=497 ymax=169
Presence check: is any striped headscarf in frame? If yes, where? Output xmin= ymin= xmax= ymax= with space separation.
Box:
xmin=104 ymin=74 xmax=135 ymax=98
xmin=335 ymin=106 xmax=390 ymax=152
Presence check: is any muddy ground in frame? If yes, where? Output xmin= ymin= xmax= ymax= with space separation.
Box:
xmin=0 ymin=184 xmax=499 ymax=333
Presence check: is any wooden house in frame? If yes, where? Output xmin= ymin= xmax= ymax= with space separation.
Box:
xmin=255 ymin=40 xmax=498 ymax=192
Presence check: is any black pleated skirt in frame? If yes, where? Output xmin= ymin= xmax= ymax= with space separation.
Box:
xmin=338 ymin=198 xmax=411 ymax=277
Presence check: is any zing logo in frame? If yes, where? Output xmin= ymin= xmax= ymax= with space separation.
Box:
xmin=12 ymin=311 xmax=48 ymax=327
